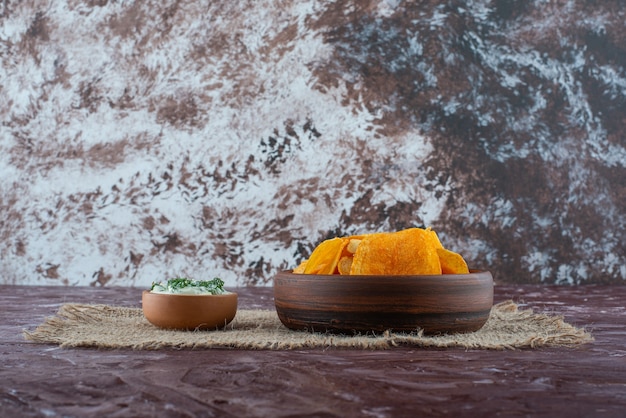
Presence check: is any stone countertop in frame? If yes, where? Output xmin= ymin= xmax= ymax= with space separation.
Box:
xmin=2 ymin=284 xmax=625 ymax=417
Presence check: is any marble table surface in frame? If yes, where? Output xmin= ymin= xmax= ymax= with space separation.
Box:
xmin=2 ymin=284 xmax=625 ymax=417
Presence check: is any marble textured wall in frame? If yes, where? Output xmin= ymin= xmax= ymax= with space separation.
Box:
xmin=1 ymin=0 xmax=625 ymax=287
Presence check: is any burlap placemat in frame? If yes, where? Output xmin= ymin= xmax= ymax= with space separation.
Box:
xmin=23 ymin=300 xmax=592 ymax=350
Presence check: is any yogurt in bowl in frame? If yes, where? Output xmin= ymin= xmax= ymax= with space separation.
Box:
xmin=142 ymin=277 xmax=237 ymax=331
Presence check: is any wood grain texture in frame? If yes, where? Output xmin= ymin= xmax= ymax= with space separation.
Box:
xmin=273 ymin=271 xmax=494 ymax=334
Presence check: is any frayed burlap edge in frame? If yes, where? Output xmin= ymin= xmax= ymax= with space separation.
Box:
xmin=23 ymin=300 xmax=593 ymax=350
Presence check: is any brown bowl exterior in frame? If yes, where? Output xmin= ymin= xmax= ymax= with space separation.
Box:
xmin=273 ymin=271 xmax=493 ymax=335
xmin=142 ymin=291 xmax=238 ymax=330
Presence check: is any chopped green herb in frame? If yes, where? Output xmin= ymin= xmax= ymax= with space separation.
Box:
xmin=150 ymin=277 xmax=227 ymax=295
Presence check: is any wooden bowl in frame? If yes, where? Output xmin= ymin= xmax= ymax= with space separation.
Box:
xmin=273 ymin=271 xmax=493 ymax=335
xmin=142 ymin=291 xmax=238 ymax=330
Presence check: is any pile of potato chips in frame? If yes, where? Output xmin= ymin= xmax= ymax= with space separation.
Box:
xmin=294 ymin=227 xmax=469 ymax=275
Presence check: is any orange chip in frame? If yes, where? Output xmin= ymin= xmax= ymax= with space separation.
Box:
xmin=334 ymin=235 xmax=365 ymax=275
xmin=350 ymin=228 xmax=442 ymax=275
xmin=293 ymin=260 xmax=307 ymax=274
xmin=295 ymin=228 xmax=469 ymax=276
xmin=337 ymin=256 xmax=353 ymax=275
xmin=437 ymin=247 xmax=470 ymax=274
xmin=425 ymin=227 xmax=444 ymax=249
xmin=303 ymin=237 xmax=348 ymax=274
xmin=426 ymin=227 xmax=470 ymax=274
xmin=345 ymin=237 xmax=363 ymax=254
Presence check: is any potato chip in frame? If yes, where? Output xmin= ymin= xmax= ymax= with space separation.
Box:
xmin=350 ymin=228 xmax=442 ymax=275
xmin=425 ymin=228 xmax=470 ymax=274
xmin=346 ymin=238 xmax=362 ymax=254
xmin=293 ymin=260 xmax=307 ymax=274
xmin=296 ymin=227 xmax=470 ymax=275
xmin=337 ymin=256 xmax=353 ymax=275
xmin=425 ymin=227 xmax=444 ymax=249
xmin=303 ymin=237 xmax=348 ymax=274
xmin=437 ymin=247 xmax=470 ymax=274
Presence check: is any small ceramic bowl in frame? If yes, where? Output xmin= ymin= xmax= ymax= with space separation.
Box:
xmin=142 ymin=291 xmax=238 ymax=330
xmin=273 ymin=270 xmax=493 ymax=335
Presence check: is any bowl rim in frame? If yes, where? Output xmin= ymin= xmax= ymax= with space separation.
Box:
xmin=274 ymin=269 xmax=492 ymax=280
xmin=141 ymin=290 xmax=238 ymax=298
